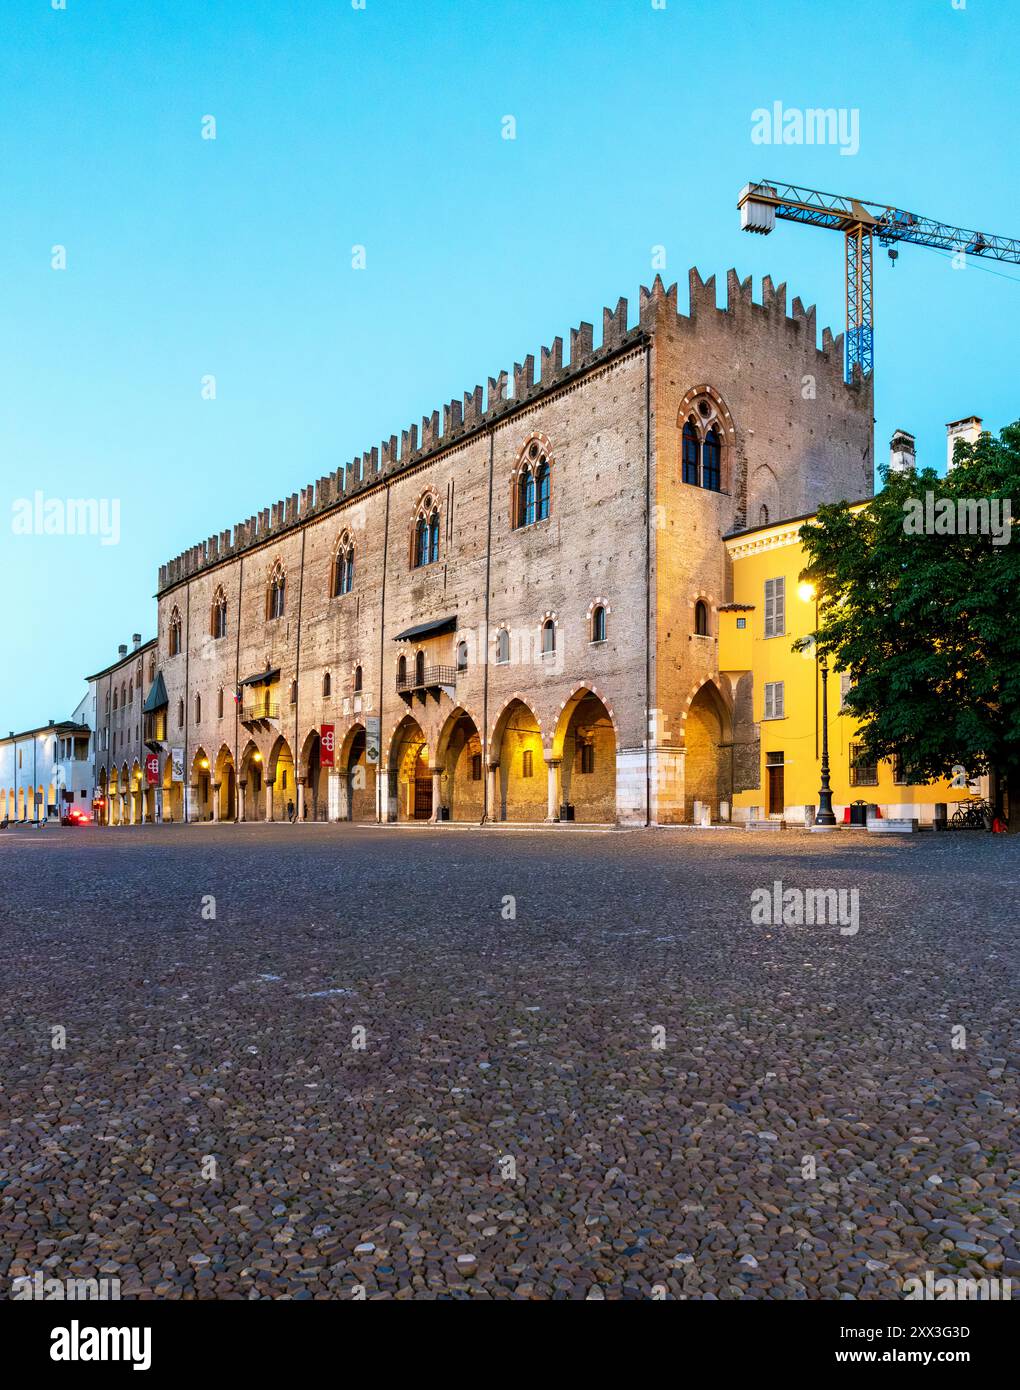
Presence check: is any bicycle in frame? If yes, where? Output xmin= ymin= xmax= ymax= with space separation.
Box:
xmin=949 ymin=799 xmax=991 ymax=830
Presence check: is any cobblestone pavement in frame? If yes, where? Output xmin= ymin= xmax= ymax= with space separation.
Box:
xmin=1 ymin=823 xmax=1017 ymax=1300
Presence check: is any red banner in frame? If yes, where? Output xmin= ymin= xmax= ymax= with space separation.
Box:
xmin=320 ymin=724 xmax=335 ymax=767
xmin=145 ymin=753 xmax=160 ymax=785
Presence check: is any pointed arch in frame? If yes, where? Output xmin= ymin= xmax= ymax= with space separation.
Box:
xmin=489 ymin=695 xmax=544 ymax=822
xmin=410 ymin=489 xmax=441 ymax=568
xmin=551 ymin=686 xmax=618 ymax=823
xmin=680 ymin=679 xmax=734 ymax=823
xmin=509 ymin=431 xmax=555 ymax=529
xmin=676 ymin=386 xmax=736 ymax=494
xmin=211 ymin=585 xmax=228 ymax=638
xmin=385 ymin=714 xmax=430 ymax=821
xmin=435 ymin=706 xmax=484 ymax=822
xmin=266 ymin=559 xmax=287 ymax=620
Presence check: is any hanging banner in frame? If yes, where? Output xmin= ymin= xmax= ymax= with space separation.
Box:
xmin=171 ymin=747 xmax=185 ymax=783
xmin=320 ymin=724 xmax=335 ymax=768
xmin=364 ymin=716 xmax=381 ymax=765
xmin=145 ymin=752 xmax=160 ymax=785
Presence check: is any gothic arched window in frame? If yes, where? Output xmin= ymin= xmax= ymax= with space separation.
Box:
xmin=332 ymin=533 xmax=355 ymax=596
xmin=412 ymin=496 xmax=441 ymax=567
xmin=682 ymin=420 xmax=700 ymax=486
xmin=702 ymin=426 xmax=721 ymax=492
xmin=168 ymin=607 xmax=182 ymax=657
xmin=211 ymin=587 xmax=227 ymax=639
xmin=266 ymin=563 xmax=286 ymax=620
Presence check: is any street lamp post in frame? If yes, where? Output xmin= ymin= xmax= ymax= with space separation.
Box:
xmin=799 ymin=581 xmax=838 ymax=830
xmin=816 ymin=658 xmax=837 ymax=826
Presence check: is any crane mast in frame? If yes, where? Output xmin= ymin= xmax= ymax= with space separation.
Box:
xmin=738 ymin=180 xmax=1020 ymax=383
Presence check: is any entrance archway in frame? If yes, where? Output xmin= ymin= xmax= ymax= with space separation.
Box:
xmin=553 ymin=688 xmax=618 ymax=823
xmin=191 ymin=748 xmax=213 ymax=821
xmin=387 ymin=716 xmax=430 ymax=822
xmin=684 ymin=681 xmax=732 ymax=822
xmin=267 ymin=736 xmax=295 ymax=821
xmin=238 ymin=740 xmax=263 ymax=821
xmin=490 ymin=698 xmax=544 ymax=822
xmin=299 ymin=730 xmax=326 ymax=822
xmin=338 ymin=724 xmax=375 ymax=821
xmin=436 ymin=708 xmax=484 ymax=822
xmin=215 ymin=745 xmax=236 ymax=821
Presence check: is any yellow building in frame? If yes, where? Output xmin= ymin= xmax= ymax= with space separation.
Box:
xmin=720 ymin=510 xmax=964 ymax=826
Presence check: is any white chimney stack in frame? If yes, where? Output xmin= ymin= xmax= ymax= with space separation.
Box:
xmin=888 ymin=429 xmax=916 ymax=474
xmin=946 ymin=416 xmax=982 ymax=473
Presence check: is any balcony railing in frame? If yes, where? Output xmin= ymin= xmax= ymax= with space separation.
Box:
xmin=396 ymin=665 xmax=457 ymax=695
xmin=242 ymin=702 xmax=280 ymax=722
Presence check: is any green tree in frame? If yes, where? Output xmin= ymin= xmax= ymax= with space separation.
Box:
xmin=798 ymin=421 xmax=1020 ymax=822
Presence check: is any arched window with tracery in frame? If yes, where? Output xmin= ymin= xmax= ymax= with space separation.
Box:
xmin=211 ymin=587 xmax=227 ymax=638
xmin=266 ymin=562 xmax=286 ymax=620
xmin=412 ymin=495 xmax=441 ymax=568
xmin=513 ymin=439 xmax=553 ymax=528
xmin=679 ymin=393 xmax=730 ymax=494
xmin=332 ymin=532 xmax=355 ymax=596
xmin=168 ymin=606 xmax=182 ymax=657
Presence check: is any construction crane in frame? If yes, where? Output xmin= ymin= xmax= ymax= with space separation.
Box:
xmin=737 ymin=180 xmax=1020 ymax=382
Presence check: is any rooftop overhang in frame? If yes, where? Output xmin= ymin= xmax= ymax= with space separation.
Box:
xmin=240 ymin=667 xmax=281 ymax=687
xmin=393 ymin=615 xmax=458 ymax=643
xmin=143 ymin=671 xmax=169 ymax=712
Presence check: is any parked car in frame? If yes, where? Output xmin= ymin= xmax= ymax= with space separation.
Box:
xmin=61 ymin=806 xmax=92 ymax=826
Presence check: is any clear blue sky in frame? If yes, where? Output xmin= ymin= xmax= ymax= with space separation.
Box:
xmin=2 ymin=0 xmax=1017 ymax=732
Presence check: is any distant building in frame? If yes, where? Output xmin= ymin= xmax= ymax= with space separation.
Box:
xmin=946 ymin=416 xmax=983 ymax=472
xmin=887 ymin=428 xmax=916 ymax=474
xmin=0 ymin=719 xmax=92 ymax=823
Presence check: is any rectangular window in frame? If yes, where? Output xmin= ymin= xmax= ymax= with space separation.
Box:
xmin=580 ymin=743 xmax=595 ymax=775
xmin=849 ymin=743 xmax=879 ymax=786
xmin=522 ymin=749 xmax=533 ymax=778
xmin=763 ymin=681 xmax=785 ymax=720
xmin=763 ymin=577 xmax=785 ymax=638
xmin=471 ymin=754 xmax=482 ymax=782
xmin=839 ymin=672 xmax=854 ymax=713
xmin=736 ymin=617 xmax=746 ymax=630
xmin=891 ymin=752 xmax=920 ymax=785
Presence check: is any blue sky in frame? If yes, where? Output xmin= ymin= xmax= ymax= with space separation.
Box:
xmin=1 ymin=0 xmax=1017 ymax=731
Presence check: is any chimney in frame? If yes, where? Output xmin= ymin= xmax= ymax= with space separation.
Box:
xmin=946 ymin=416 xmax=982 ymax=473
xmin=132 ymin=633 xmax=141 ymax=649
xmin=118 ymin=644 xmax=127 ymax=658
xmin=888 ymin=429 xmax=916 ymax=474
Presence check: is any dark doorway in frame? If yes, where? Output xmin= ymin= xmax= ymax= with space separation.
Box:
xmin=766 ymin=754 xmax=784 ymax=816
xmin=414 ymin=776 xmax=432 ymax=819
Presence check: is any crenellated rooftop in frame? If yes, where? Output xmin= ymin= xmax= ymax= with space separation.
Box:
xmin=158 ymin=268 xmax=857 ymax=594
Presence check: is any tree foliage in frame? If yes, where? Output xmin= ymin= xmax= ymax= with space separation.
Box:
xmin=798 ymin=422 xmax=1020 ymax=795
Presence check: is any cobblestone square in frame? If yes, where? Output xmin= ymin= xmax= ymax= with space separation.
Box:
xmin=2 ymin=825 xmax=1017 ymax=1300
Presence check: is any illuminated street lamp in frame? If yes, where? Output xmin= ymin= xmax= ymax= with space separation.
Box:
xmin=799 ymin=582 xmax=837 ymax=829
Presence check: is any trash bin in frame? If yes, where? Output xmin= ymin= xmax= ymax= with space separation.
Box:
xmin=849 ymin=800 xmax=868 ymax=827
xmin=559 ymin=803 xmax=575 ymax=822
xmin=933 ymin=803 xmax=947 ymax=832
